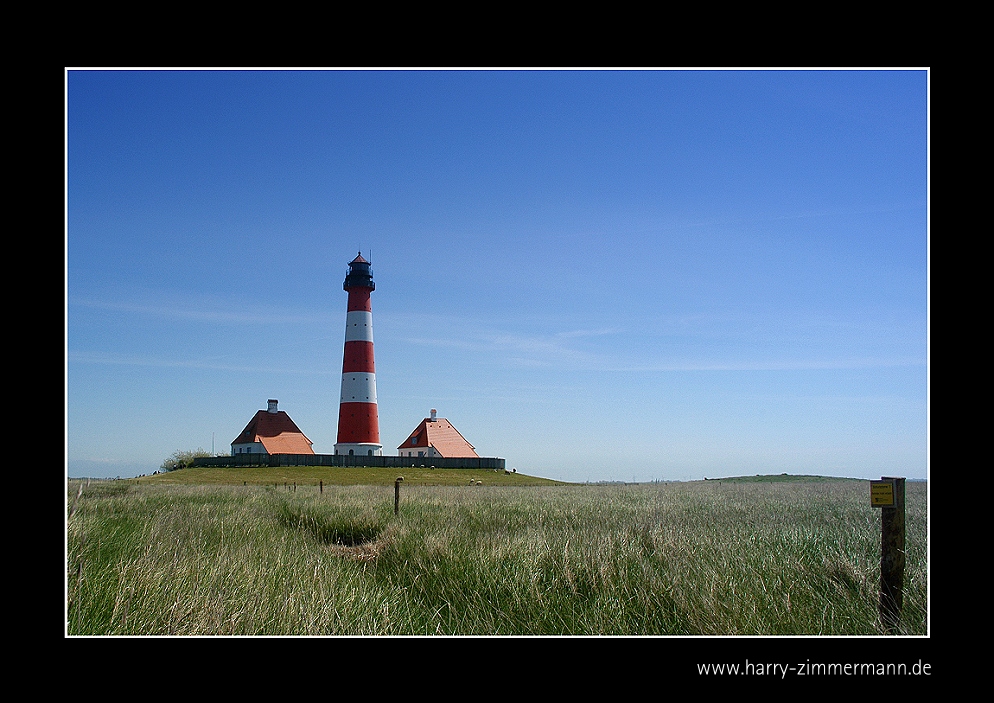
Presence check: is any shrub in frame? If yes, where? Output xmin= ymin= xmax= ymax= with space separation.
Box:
xmin=160 ymin=448 xmax=213 ymax=472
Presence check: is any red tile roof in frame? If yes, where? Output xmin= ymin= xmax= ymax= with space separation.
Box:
xmin=231 ymin=409 xmax=315 ymax=455
xmin=397 ymin=416 xmax=479 ymax=457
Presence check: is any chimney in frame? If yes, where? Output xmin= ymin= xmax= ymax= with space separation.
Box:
xmin=430 ymin=409 xmax=437 ymax=422
xmin=268 ymin=399 xmax=279 ymax=414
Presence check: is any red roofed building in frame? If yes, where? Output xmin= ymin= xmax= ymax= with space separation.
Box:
xmin=231 ymin=399 xmax=315 ymax=455
xmin=397 ymin=409 xmax=479 ymax=459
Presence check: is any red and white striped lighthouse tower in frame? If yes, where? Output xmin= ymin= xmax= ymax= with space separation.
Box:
xmin=334 ymin=252 xmax=382 ymax=456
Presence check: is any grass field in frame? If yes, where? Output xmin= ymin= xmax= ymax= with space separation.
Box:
xmin=65 ymin=470 xmax=928 ymax=636
xmin=131 ymin=464 xmax=564 ymax=487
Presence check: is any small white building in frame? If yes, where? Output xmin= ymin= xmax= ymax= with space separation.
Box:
xmin=231 ymin=400 xmax=315 ymax=455
xmin=397 ymin=409 xmax=479 ymax=459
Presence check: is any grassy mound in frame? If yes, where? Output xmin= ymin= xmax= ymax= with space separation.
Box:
xmin=135 ymin=465 xmax=565 ymax=487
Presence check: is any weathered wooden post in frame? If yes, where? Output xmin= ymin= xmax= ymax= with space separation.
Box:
xmin=320 ymin=480 xmax=323 ymax=494
xmin=394 ymin=477 xmax=404 ymax=515
xmin=871 ymin=476 xmax=906 ymax=634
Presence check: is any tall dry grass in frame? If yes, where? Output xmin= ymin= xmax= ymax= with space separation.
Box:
xmin=66 ymin=479 xmax=927 ymax=635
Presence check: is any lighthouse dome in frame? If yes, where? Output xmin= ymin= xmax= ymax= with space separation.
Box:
xmin=344 ymin=252 xmax=374 ymax=291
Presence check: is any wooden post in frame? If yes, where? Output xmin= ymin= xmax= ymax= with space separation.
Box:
xmin=872 ymin=476 xmax=906 ymax=634
xmin=320 ymin=480 xmax=323 ymax=494
xmin=394 ymin=477 xmax=404 ymax=515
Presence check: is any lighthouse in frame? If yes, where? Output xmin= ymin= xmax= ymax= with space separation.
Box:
xmin=334 ymin=252 xmax=382 ymax=456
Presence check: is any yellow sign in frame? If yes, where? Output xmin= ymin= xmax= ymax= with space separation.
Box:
xmin=870 ymin=480 xmax=894 ymax=507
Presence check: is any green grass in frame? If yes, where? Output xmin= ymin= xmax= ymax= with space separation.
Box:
xmin=134 ymin=465 xmax=564 ymax=487
xmin=65 ymin=477 xmax=928 ymax=636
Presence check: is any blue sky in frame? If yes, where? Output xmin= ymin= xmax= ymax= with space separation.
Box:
xmin=66 ymin=68 xmax=928 ymax=482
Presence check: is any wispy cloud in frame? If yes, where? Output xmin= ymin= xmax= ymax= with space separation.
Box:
xmin=589 ymin=357 xmax=928 ymax=372
xmin=398 ymin=325 xmax=604 ymax=369
xmin=67 ymin=350 xmax=334 ymax=375
xmin=389 ymin=311 xmax=925 ymax=373
xmin=69 ymin=298 xmax=328 ymax=326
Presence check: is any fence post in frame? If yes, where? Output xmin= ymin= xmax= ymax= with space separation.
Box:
xmin=394 ymin=477 xmax=404 ymax=515
xmin=871 ymin=476 xmax=906 ymax=633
